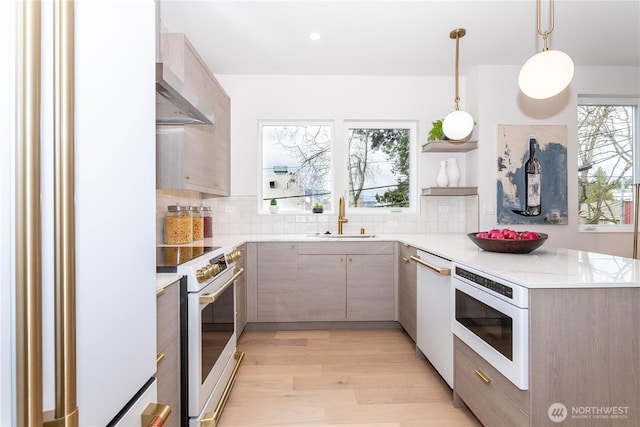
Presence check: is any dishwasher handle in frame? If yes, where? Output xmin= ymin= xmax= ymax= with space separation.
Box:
xmin=410 ymin=255 xmax=451 ymax=276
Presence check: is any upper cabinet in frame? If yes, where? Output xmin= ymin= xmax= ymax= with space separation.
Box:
xmin=156 ymin=33 xmax=230 ymax=197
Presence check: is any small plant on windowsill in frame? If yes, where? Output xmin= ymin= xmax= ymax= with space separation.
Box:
xmin=269 ymin=198 xmax=279 ymax=214
xmin=312 ymin=203 xmax=324 ymax=214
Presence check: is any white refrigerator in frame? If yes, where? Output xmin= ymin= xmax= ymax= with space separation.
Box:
xmin=1 ymin=1 xmax=159 ymax=425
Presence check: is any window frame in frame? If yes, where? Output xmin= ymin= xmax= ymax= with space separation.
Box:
xmin=343 ymin=120 xmax=418 ymax=214
xmin=258 ymin=120 xmax=335 ymax=214
xmin=578 ymin=96 xmax=640 ymax=233
xmin=258 ymin=119 xmax=418 ymax=215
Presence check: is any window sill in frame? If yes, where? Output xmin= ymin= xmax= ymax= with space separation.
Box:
xmin=579 ymin=224 xmax=635 ymax=233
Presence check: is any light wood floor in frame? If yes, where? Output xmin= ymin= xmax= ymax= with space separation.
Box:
xmin=218 ymin=328 xmax=481 ymax=427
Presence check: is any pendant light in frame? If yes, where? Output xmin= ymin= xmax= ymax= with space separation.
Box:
xmin=442 ymin=28 xmax=474 ymax=141
xmin=518 ymin=0 xmax=574 ymax=99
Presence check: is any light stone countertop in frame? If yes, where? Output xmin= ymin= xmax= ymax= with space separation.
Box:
xmin=156 ymin=272 xmax=182 ymax=291
xmin=193 ymin=233 xmax=640 ymax=289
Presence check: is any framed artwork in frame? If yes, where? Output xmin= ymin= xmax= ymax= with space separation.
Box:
xmin=496 ymin=124 xmax=568 ymax=225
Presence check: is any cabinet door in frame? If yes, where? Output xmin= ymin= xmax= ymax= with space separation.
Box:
xmin=397 ymin=243 xmax=417 ymax=341
xmin=257 ymin=243 xmax=298 ymax=322
xmin=347 ymin=254 xmax=395 ymax=321
xmin=235 ymin=245 xmax=247 ymax=335
xmin=156 ymin=281 xmax=181 ymax=427
xmin=297 ymin=254 xmax=346 ymax=321
xmin=182 ymin=125 xmax=216 ymax=190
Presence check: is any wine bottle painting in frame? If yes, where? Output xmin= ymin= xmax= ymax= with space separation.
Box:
xmin=496 ymin=125 xmax=568 ymax=225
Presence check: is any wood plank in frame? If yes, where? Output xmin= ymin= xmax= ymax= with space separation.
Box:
xmin=217 ymin=329 xmax=480 ymax=426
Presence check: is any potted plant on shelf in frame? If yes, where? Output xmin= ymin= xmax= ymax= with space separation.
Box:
xmin=312 ymin=203 xmax=324 ymax=214
xmin=269 ymin=198 xmax=279 ymax=214
xmin=428 ymin=119 xmax=445 ymax=141
xmin=428 ymin=118 xmax=477 ymax=142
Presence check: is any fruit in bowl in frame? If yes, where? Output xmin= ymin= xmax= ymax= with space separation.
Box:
xmin=468 ymin=228 xmax=547 ymax=253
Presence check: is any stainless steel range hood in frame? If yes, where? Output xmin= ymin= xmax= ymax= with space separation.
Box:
xmin=156 ymin=63 xmax=215 ymax=125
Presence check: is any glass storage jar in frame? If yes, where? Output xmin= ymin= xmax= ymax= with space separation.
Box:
xmin=164 ymin=204 xmax=192 ymax=244
xmin=190 ymin=206 xmax=204 ymax=241
xmin=200 ymin=205 xmax=213 ymax=238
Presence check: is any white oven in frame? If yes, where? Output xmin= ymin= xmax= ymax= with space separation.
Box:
xmin=158 ymin=245 xmax=244 ymax=426
xmin=451 ymin=263 xmax=529 ymax=390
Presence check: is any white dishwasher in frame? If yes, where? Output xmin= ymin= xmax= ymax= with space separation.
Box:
xmin=412 ymin=249 xmax=453 ymax=388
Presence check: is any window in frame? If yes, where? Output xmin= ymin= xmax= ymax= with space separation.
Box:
xmin=261 ymin=122 xmax=333 ymax=213
xmin=346 ymin=122 xmax=415 ymax=210
xmin=578 ymin=97 xmax=639 ymax=229
xmin=260 ymin=120 xmax=416 ymax=214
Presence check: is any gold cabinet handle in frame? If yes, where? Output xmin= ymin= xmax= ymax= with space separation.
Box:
xmin=156 ymin=288 xmax=165 ymax=297
xmin=410 ymin=255 xmax=451 ymax=275
xmin=402 ymin=256 xmax=410 ymax=263
xmin=141 ymin=403 xmax=171 ymax=427
xmin=474 ymin=369 xmax=491 ymax=384
xmin=185 ymin=175 xmax=191 ymax=180
xmin=156 ymin=353 xmax=165 ymax=365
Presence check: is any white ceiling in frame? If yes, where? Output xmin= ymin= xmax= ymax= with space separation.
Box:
xmin=159 ymin=0 xmax=640 ymax=76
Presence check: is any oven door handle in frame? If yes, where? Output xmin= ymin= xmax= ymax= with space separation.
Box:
xmin=410 ymin=255 xmax=451 ymax=275
xmin=199 ymin=268 xmax=245 ymax=305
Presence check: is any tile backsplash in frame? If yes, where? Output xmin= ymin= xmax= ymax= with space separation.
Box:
xmin=156 ymin=192 xmax=478 ymax=243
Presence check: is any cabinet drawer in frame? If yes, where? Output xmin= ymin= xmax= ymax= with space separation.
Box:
xmin=156 ymin=335 xmax=181 ymax=427
xmin=156 ymin=281 xmax=180 ymax=353
xmin=454 ymin=338 xmax=529 ymax=426
xmin=297 ymin=241 xmax=394 ymax=255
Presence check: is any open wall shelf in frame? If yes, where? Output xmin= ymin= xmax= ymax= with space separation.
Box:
xmin=421 ymin=187 xmax=477 ymax=196
xmin=421 ymin=140 xmax=477 ymax=153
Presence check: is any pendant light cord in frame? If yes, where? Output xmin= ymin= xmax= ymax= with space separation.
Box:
xmin=537 ymin=0 xmax=555 ymax=51
xmin=450 ymin=28 xmax=465 ymax=111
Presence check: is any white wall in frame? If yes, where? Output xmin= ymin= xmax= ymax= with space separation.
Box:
xmin=474 ymin=65 xmax=640 ymax=256
xmin=216 ymin=66 xmax=640 ymax=256
xmin=217 ymin=74 xmax=469 ymax=196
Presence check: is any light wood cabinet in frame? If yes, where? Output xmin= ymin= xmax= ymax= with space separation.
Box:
xmin=297 ymin=241 xmax=395 ymax=322
xmin=346 ymin=254 xmax=395 ymax=320
xmin=155 ymin=280 xmax=181 ymax=427
xmin=454 ymin=337 xmax=529 ymax=427
xmin=157 ymin=33 xmax=230 ymax=197
xmin=397 ymin=243 xmax=417 ymax=341
xmin=235 ymin=244 xmax=247 ymax=336
xmin=297 ymin=254 xmax=346 ymax=321
xmin=256 ymin=242 xmax=298 ymax=322
xmin=253 ymin=241 xmax=395 ymax=323
xmin=454 ymin=287 xmax=640 ymax=427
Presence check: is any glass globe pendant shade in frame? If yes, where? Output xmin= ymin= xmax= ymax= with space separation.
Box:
xmin=442 ymin=110 xmax=474 ymax=141
xmin=518 ymin=49 xmax=574 ymax=99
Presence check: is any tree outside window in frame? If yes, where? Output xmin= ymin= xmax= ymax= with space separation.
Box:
xmin=261 ymin=123 xmax=332 ymax=212
xmin=347 ymin=125 xmax=412 ymax=209
xmin=577 ymin=101 xmax=637 ymax=226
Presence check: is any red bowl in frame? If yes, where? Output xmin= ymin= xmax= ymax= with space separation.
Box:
xmin=467 ymin=232 xmax=548 ymax=254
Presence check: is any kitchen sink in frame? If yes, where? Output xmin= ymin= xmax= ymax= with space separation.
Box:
xmin=308 ymin=233 xmax=376 ymax=239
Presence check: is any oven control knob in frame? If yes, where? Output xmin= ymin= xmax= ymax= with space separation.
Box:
xmin=232 ymin=250 xmax=241 ymax=261
xmin=211 ymin=264 xmax=221 ymax=276
xmin=204 ymin=264 xmax=214 ymax=279
xmin=196 ymin=268 xmax=207 ymax=283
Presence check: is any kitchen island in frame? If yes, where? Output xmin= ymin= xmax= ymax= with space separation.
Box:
xmin=159 ymin=233 xmax=640 ymax=426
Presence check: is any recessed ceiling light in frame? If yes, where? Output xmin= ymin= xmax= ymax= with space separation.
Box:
xmin=309 ymin=32 xmax=321 ymax=41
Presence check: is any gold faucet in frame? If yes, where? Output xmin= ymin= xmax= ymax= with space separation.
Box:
xmin=338 ymin=196 xmax=349 ymax=234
